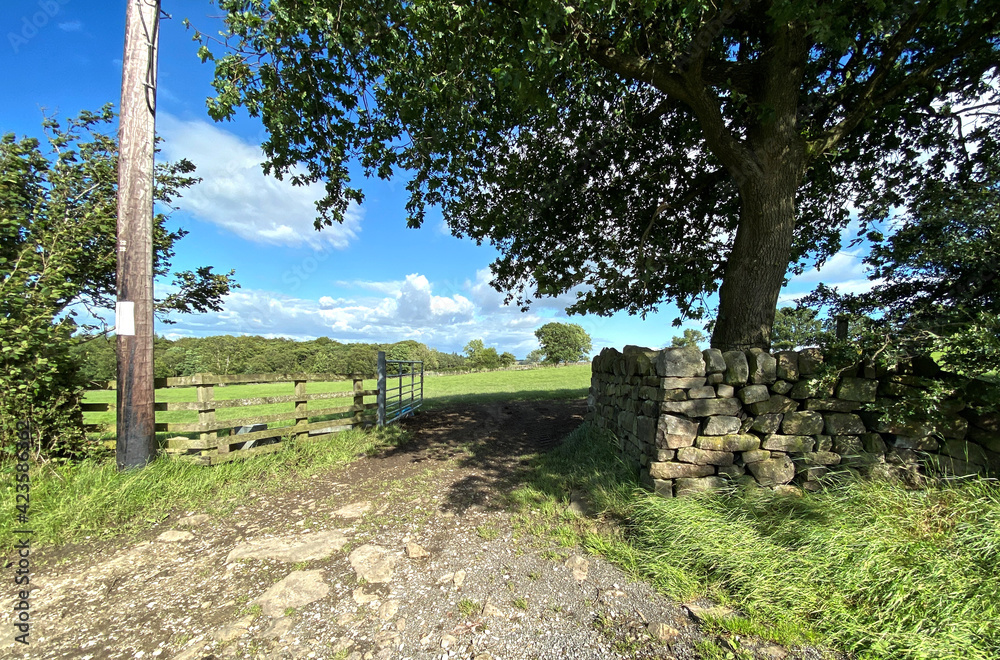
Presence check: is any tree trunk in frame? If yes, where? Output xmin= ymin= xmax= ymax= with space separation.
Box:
xmin=711 ymin=163 xmax=800 ymax=351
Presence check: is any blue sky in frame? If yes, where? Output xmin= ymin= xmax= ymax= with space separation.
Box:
xmin=1 ymin=0 xmax=873 ymax=357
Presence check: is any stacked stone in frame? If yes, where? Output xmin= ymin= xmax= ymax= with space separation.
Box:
xmin=587 ymin=345 xmax=1000 ymax=497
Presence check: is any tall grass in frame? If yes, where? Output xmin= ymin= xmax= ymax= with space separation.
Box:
xmin=516 ymin=425 xmax=1000 ymax=660
xmin=0 ymin=426 xmax=405 ymax=551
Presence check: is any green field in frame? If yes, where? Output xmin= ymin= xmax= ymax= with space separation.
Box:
xmin=81 ymin=364 xmax=591 ymax=432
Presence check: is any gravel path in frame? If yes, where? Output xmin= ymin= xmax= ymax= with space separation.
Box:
xmin=6 ymin=401 xmax=840 ymax=660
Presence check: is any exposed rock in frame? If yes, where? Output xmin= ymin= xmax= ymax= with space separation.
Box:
xmin=770 ymin=380 xmax=793 ymax=395
xmin=176 ymin=514 xmax=212 ymax=527
xmin=262 ymin=616 xmax=296 ymax=639
xmin=696 ymin=434 xmax=760 ymax=452
xmin=746 ymin=348 xmax=777 ymax=384
xmin=405 ymin=542 xmax=430 ymax=559
xmin=226 ymin=530 xmax=349 ymax=563
xmin=655 ymin=414 xmax=700 ymax=449
xmin=741 ymin=449 xmax=771 ymax=464
xmin=737 ymin=385 xmax=770 ymax=405
xmin=824 ymin=413 xmax=866 ymax=435
xmin=688 ymin=386 xmax=717 ymax=399
xmin=254 ymin=570 xmax=329 ymax=618
xmin=674 ymin=476 xmax=727 ymax=497
xmin=762 ymin=435 xmax=815 ymax=453
xmin=657 ymin=347 xmax=707 ymax=378
xmin=773 ymin=485 xmax=803 ymax=497
xmin=647 ymin=622 xmax=680 ymax=642
xmin=780 ymin=411 xmax=824 ymax=436
xmin=751 ymin=414 xmax=783 ymax=434
xmin=801 ymin=452 xmax=841 ymax=466
xmin=702 ymin=349 xmax=727 ymax=374
xmin=333 ymin=501 xmax=372 ymax=519
xmin=378 ymin=600 xmax=400 ymax=621
xmin=156 ymin=531 xmax=194 ymax=543
xmin=660 ymin=397 xmax=742 ymax=418
xmin=747 ymin=455 xmax=796 ymax=486
xmin=722 ymin=351 xmax=749 ymax=385
xmin=715 ymin=383 xmax=736 ymax=398
xmin=649 ymin=462 xmax=715 ymax=479
xmin=774 ymin=351 xmax=799 ymax=381
xmin=803 ymin=398 xmax=862 ymax=412
xmin=210 ymin=614 xmax=255 ymax=643
xmin=701 ymin=415 xmax=741 ymax=436
xmin=676 ymin=446 xmax=735 ymax=466
xmin=565 ymin=555 xmax=589 ymax=581
xmin=683 ymin=603 xmax=735 ymax=622
xmin=348 ymin=545 xmax=397 ymax=584
xmin=836 ymin=377 xmax=878 ymax=402
xmin=798 ymin=348 xmax=824 ymax=375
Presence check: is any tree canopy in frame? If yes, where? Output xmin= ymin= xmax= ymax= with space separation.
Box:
xmin=201 ymin=0 xmax=999 ymax=350
xmin=670 ymin=328 xmax=707 ymax=348
xmin=771 ymin=306 xmax=825 ymax=350
xmin=0 ymin=108 xmax=237 ymax=459
xmin=535 ymin=322 xmax=592 ymax=364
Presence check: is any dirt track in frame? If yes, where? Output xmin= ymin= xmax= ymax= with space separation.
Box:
xmin=8 ymin=401 xmax=835 ymax=660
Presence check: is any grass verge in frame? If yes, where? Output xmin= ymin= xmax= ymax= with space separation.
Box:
xmin=0 ymin=425 xmax=406 ymax=552
xmin=511 ymin=423 xmax=1000 ymax=660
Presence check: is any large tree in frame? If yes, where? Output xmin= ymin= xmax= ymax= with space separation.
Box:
xmin=535 ymin=322 xmax=593 ymax=364
xmin=199 ymin=0 xmax=1000 ymax=350
xmin=0 ymin=107 xmax=237 ymax=458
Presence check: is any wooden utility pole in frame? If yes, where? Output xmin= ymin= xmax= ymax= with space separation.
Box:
xmin=116 ymin=0 xmax=161 ymax=470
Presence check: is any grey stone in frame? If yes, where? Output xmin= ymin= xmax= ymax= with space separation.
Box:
xmin=741 ymin=449 xmax=771 ymax=463
xmin=801 ymin=452 xmax=841 ymax=466
xmin=861 ymin=433 xmax=887 ymax=453
xmin=653 ymin=479 xmax=674 ymax=498
xmin=715 ymin=384 xmax=735 ymax=398
xmin=790 ymin=378 xmax=834 ymax=400
xmin=706 ymin=372 xmax=725 ymax=385
xmin=674 ymin=476 xmax=727 ymax=497
xmin=655 ymin=414 xmax=700 ymax=449
xmin=798 ymin=348 xmax=824 ymax=375
xmin=746 ymin=348 xmax=777 ymax=384
xmin=747 ymin=455 xmax=796 ymax=486
xmin=770 ymin=380 xmax=793 ymax=395
xmin=815 ymin=435 xmax=833 ymax=452
xmin=157 ymin=531 xmax=195 ymax=543
xmin=893 ymin=435 xmax=939 ymax=451
xmin=702 ymin=349 xmax=727 ymax=374
xmin=348 ymin=545 xmax=397 ymax=584
xmin=751 ymin=414 xmax=783 ymax=434
xmin=939 ymin=416 xmax=969 ymax=440
xmin=774 ymin=351 xmax=800 ymax=381
xmin=825 ymin=413 xmax=866 ymax=435
xmin=656 ymin=449 xmax=676 ymax=461
xmin=832 ymin=435 xmax=863 ymax=455
xmin=737 ymin=385 xmax=770 ymax=405
xmin=762 ymin=435 xmax=815 ymax=453
xmin=836 ymin=377 xmax=878 ymax=402
xmin=648 ymin=622 xmax=681 ymax=643
xmin=227 ymin=530 xmax=349 ymax=563
xmin=940 ymin=439 xmax=991 ymax=467
xmin=701 ymin=416 xmax=741 ymax=436
xmin=716 ymin=464 xmax=746 ymax=478
xmin=637 ymin=415 xmax=656 ymax=444
xmin=660 ymin=397 xmax=743 ymax=418
xmin=773 ymin=484 xmax=803 ymax=497
xmin=752 ymin=394 xmax=798 ymax=415
xmin=656 ymin=347 xmax=706 ymax=378
xmin=660 ymin=389 xmax=688 ymax=402
xmin=804 ymin=398 xmax=862 ymax=412
xmin=659 ymin=377 xmax=708 ymax=390
xmin=688 ymin=386 xmax=717 ymax=399
xmin=676 ymin=446 xmax=735 ymax=466
xmin=722 ymin=350 xmax=750 ymax=385
xmin=780 ymin=411 xmax=824 ymax=435
xmin=696 ymin=434 xmax=761 ymax=452
xmin=565 ymin=555 xmax=589 ymax=581
xmin=932 ymin=455 xmax=982 ymax=476
xmin=649 ymin=462 xmax=715 ymax=479
xmin=254 ymin=570 xmax=329 ymax=618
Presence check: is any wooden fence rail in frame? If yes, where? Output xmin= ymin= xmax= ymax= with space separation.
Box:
xmin=83 ymin=373 xmax=378 ymax=465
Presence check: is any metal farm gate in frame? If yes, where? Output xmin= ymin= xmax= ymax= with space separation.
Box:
xmin=376 ymin=351 xmax=424 ymax=427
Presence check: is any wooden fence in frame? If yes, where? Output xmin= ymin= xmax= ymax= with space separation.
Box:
xmin=83 ymin=373 xmax=378 ymax=465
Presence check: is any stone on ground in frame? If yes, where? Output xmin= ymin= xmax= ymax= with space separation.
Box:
xmin=348 ymin=544 xmax=397 ymax=583
xmin=254 ymin=570 xmax=329 ymax=617
xmin=333 ymin=501 xmax=372 ymax=519
xmin=156 ymin=530 xmax=195 ymax=543
xmin=565 ymin=555 xmax=589 ymax=581
xmin=405 ymin=542 xmax=429 ymax=558
xmin=226 ymin=529 xmax=349 ymax=563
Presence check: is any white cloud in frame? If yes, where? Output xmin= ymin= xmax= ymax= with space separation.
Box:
xmin=157 ymin=114 xmax=362 ymax=250
xmin=162 ymin=273 xmax=545 ymax=355
xmin=793 ymin=250 xmax=869 ymax=285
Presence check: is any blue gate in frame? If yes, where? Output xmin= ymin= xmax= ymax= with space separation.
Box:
xmin=376 ymin=351 xmax=424 ymax=426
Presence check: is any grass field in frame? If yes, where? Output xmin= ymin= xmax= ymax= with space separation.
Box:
xmin=1 ymin=365 xmax=589 ymax=551
xmin=512 ymin=425 xmax=1000 ymax=660
xmin=80 ymin=364 xmax=591 ymax=432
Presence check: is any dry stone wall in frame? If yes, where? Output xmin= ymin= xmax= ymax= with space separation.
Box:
xmin=586 ymin=345 xmax=1000 ymax=497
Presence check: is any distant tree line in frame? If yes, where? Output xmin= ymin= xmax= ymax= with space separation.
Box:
xmin=70 ymin=335 xmax=467 ymax=381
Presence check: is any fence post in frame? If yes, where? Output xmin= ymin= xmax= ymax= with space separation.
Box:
xmin=197 ymin=379 xmax=221 ymax=454
xmin=377 ymin=351 xmax=386 ymax=428
xmin=420 ymin=360 xmax=424 ymax=408
xmin=352 ymin=376 xmax=364 ymax=428
xmin=294 ymin=379 xmax=308 ymax=440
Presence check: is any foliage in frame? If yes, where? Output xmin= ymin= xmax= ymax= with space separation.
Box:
xmin=463 ymin=338 xmax=502 ymax=371
xmin=0 ymin=108 xmax=237 ymax=460
xmin=535 ymin=322 xmax=592 ymax=364
xmin=806 ymin=175 xmax=1000 ymax=432
xmin=525 ymin=348 xmax=546 ymax=365
xmin=670 ymin=328 xmax=707 ymax=348
xmin=770 ymin=306 xmax=827 ymax=350
xmin=199 ymin=0 xmax=999 ymax=349
xmin=499 ymin=351 xmax=518 ymax=368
